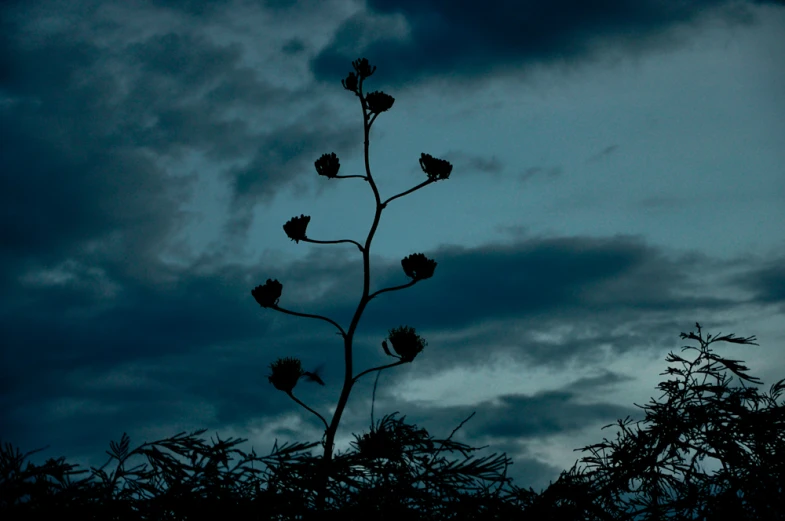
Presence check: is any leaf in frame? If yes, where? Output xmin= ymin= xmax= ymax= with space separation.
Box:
xmin=109 ymin=432 xmax=131 ymax=461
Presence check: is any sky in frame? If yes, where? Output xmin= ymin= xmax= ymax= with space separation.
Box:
xmin=2 ymin=0 xmax=784 ymax=505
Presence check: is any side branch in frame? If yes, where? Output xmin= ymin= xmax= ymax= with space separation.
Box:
xmin=367 ymin=279 xmax=418 ymax=301
xmin=352 ymin=359 xmax=408 ymax=384
xmin=382 ymin=179 xmax=433 ymax=208
xmin=303 ymin=237 xmax=364 ymax=253
xmin=272 ymin=305 xmax=347 ymax=339
xmin=286 ymin=391 xmax=329 ymax=430
xmin=333 ymin=174 xmax=367 ymax=180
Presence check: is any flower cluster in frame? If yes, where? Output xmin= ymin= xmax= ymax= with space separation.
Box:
xmin=419 ymin=153 xmax=452 ymax=181
xmin=341 ymin=58 xmax=376 ymax=95
xmin=352 ymin=57 xmax=376 ymax=79
xmin=382 ymin=326 xmax=427 ymax=363
xmin=315 ymin=152 xmax=340 ymax=179
xmin=267 ymin=356 xmax=304 ymax=393
xmin=251 ymin=279 xmax=282 ymax=308
xmin=283 ymin=214 xmax=310 ymax=243
xmin=401 ymin=253 xmax=437 ymax=281
xmin=365 ymin=91 xmax=395 ymax=114
xmin=341 ymin=72 xmax=358 ymax=94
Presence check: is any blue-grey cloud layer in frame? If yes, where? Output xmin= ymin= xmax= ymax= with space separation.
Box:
xmin=311 ymin=0 xmax=782 ymax=88
xmin=2 ymin=0 xmax=783 ymax=496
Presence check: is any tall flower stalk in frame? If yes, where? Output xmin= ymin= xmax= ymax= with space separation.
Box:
xmin=251 ymin=57 xmax=452 ymax=516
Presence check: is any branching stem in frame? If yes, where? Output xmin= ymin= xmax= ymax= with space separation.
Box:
xmin=383 ymin=179 xmax=433 ymax=207
xmin=352 ymin=360 xmax=408 ymax=385
xmin=367 ymin=279 xmax=417 ymax=301
xmin=272 ymin=305 xmax=347 ymax=339
xmin=302 ymin=237 xmax=364 ymax=253
xmin=286 ymin=391 xmax=329 ymax=431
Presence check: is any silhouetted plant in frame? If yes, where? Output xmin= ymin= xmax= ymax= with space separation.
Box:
xmin=504 ymin=323 xmax=784 ymax=520
xmin=249 ymin=55 xmax=461 ymax=516
xmin=3 ymin=323 xmax=783 ymax=518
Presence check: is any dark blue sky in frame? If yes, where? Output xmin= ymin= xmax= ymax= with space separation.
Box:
xmin=2 ymin=0 xmax=784 ymax=495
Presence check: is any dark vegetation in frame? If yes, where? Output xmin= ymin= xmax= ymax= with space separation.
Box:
xmin=2 ymin=58 xmax=782 ymax=520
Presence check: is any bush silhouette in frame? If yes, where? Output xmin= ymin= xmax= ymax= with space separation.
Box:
xmin=504 ymin=323 xmax=784 ymax=520
xmin=1 ymin=56 xmax=782 ymax=521
xmin=3 ymin=322 xmax=782 ymax=519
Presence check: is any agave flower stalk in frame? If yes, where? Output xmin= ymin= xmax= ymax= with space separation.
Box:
xmin=251 ymin=57 xmax=452 ymax=516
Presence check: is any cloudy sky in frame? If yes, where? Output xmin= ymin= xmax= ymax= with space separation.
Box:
xmin=2 ymin=0 xmax=784 ymax=503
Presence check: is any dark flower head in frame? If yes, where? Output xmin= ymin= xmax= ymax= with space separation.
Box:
xmin=386 ymin=325 xmax=427 ymax=363
xmin=315 ymin=152 xmax=340 ymax=179
xmin=251 ymin=279 xmax=283 ymax=308
xmin=365 ymin=91 xmax=395 ymax=114
xmin=401 ymin=253 xmax=437 ymax=281
xmin=352 ymin=57 xmax=376 ymax=79
xmin=419 ymin=153 xmax=453 ymax=181
xmin=341 ymin=72 xmax=358 ymax=94
xmin=267 ymin=357 xmax=304 ymax=393
xmin=283 ymin=214 xmax=310 ymax=243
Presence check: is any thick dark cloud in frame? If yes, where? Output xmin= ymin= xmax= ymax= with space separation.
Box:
xmin=310 ymin=0 xmax=779 ymax=89
xmin=1 ymin=229 xmax=763 ymax=472
xmin=354 ymin=235 xmax=733 ymax=341
xmin=0 ymin=28 xmax=194 ymax=291
xmin=728 ymin=257 xmax=785 ymax=306
xmin=0 ymin=1 xmax=361 ymax=464
xmin=474 ymin=392 xmax=635 ymax=440
xmin=0 ymin=1 xmax=359 ymax=287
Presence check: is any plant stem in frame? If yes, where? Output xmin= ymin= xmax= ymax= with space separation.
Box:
xmin=312 ymin=73 xmax=386 ymax=518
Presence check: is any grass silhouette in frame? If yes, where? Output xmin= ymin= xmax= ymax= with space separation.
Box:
xmin=1 ymin=55 xmax=783 ymax=521
xmin=2 ymin=323 xmax=782 ymax=519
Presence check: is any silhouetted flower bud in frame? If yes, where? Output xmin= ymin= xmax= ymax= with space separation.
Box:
xmin=386 ymin=325 xmax=427 ymax=362
xmin=283 ymin=214 xmax=310 ymax=243
xmin=341 ymin=72 xmax=358 ymax=94
xmin=401 ymin=253 xmax=437 ymax=281
xmin=251 ymin=279 xmax=283 ymax=308
xmin=365 ymin=91 xmax=395 ymax=114
xmin=267 ymin=356 xmax=303 ymax=393
xmin=352 ymin=57 xmax=376 ymax=79
xmin=419 ymin=153 xmax=452 ymax=181
xmin=315 ymin=152 xmax=340 ymax=179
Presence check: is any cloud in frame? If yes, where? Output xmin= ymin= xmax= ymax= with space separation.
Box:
xmin=310 ymin=0 xmax=776 ymax=89
xmin=0 ymin=5 xmax=364 ymax=286
xmin=1 ymin=230 xmax=762 ymax=457
xmin=586 ymin=144 xmax=620 ymax=163
xmin=728 ymin=257 xmax=785 ymax=306
xmin=440 ymin=151 xmax=505 ymax=177
xmin=2 ymin=159 xmax=780 ymax=495
xmin=518 ymin=166 xmax=563 ymax=184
